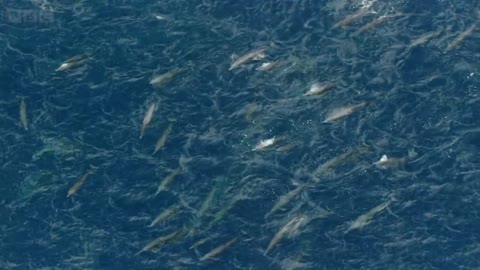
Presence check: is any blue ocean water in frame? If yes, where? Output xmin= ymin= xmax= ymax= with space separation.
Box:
xmin=1 ymin=0 xmax=480 ymax=269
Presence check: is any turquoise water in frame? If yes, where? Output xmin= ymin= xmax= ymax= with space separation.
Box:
xmin=1 ymin=0 xmax=480 ymax=269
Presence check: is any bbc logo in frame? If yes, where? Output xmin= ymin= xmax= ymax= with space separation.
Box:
xmin=1 ymin=8 xmax=54 ymax=24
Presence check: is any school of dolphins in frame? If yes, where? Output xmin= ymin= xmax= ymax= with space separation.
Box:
xmin=14 ymin=0 xmax=478 ymax=267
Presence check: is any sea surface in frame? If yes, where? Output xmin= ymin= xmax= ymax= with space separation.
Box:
xmin=1 ymin=0 xmax=480 ymax=269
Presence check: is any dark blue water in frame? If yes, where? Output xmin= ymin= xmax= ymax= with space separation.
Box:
xmin=1 ymin=0 xmax=480 ymax=269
